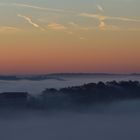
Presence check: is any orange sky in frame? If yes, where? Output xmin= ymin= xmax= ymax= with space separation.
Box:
xmin=0 ymin=1 xmax=140 ymax=74
xmin=0 ymin=30 xmax=140 ymax=74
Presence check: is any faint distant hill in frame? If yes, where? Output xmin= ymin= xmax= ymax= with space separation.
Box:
xmin=0 ymin=73 xmax=139 ymax=81
xmin=48 ymin=73 xmax=121 ymax=76
xmin=0 ymin=75 xmax=65 ymax=81
xmin=0 ymin=75 xmax=20 ymax=80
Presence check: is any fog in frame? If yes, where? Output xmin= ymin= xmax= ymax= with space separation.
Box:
xmin=0 ymin=75 xmax=140 ymax=140
xmin=0 ymin=100 xmax=140 ymax=140
xmin=0 ymin=75 xmax=140 ymax=95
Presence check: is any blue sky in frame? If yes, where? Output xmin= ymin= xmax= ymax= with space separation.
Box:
xmin=0 ymin=0 xmax=140 ymax=30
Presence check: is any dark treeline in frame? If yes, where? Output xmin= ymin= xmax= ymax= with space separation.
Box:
xmin=40 ymin=81 xmax=140 ymax=109
xmin=0 ymin=81 xmax=140 ymax=110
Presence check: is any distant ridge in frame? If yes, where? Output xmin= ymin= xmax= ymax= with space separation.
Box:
xmin=0 ymin=73 xmax=139 ymax=81
xmin=48 ymin=73 xmax=140 ymax=76
xmin=48 ymin=73 xmax=119 ymax=76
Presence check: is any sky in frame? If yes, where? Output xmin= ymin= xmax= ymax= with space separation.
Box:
xmin=0 ymin=0 xmax=140 ymax=74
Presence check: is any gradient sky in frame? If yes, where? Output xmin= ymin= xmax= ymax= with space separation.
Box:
xmin=0 ymin=0 xmax=140 ymax=74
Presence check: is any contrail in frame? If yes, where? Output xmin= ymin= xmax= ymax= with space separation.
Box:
xmin=18 ymin=14 xmax=40 ymax=28
xmin=80 ymin=13 xmax=140 ymax=23
xmin=107 ymin=16 xmax=140 ymax=22
xmin=13 ymin=3 xmax=74 ymax=13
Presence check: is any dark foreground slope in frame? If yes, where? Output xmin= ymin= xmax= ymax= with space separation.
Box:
xmin=0 ymin=81 xmax=140 ymax=110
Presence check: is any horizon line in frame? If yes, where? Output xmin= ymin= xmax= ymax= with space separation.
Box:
xmin=0 ymin=72 xmax=140 ymax=76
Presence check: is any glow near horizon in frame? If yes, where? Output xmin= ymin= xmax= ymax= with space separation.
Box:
xmin=0 ymin=0 xmax=140 ymax=74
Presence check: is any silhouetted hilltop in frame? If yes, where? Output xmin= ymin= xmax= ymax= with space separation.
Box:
xmin=39 ymin=81 xmax=140 ymax=109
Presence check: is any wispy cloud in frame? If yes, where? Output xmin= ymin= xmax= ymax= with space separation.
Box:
xmin=69 ymin=22 xmax=90 ymax=31
xmin=99 ymin=21 xmax=120 ymax=31
xmin=107 ymin=16 xmax=140 ymax=22
xmin=80 ymin=13 xmax=140 ymax=30
xmin=0 ymin=26 xmax=21 ymax=33
xmin=18 ymin=14 xmax=46 ymax=31
xmin=80 ymin=13 xmax=140 ymax=23
xmin=96 ymin=5 xmax=104 ymax=12
xmin=18 ymin=14 xmax=40 ymax=28
xmin=69 ymin=22 xmax=79 ymax=28
xmin=13 ymin=3 xmax=73 ymax=13
xmin=48 ymin=23 xmax=67 ymax=30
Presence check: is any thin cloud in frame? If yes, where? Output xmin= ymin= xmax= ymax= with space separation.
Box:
xmin=96 ymin=5 xmax=104 ymax=12
xmin=107 ymin=16 xmax=140 ymax=22
xmin=69 ymin=22 xmax=79 ymax=28
xmin=69 ymin=22 xmax=90 ymax=31
xmin=80 ymin=13 xmax=140 ymax=22
xmin=18 ymin=14 xmax=40 ymax=28
xmin=13 ymin=3 xmax=73 ymax=13
xmin=0 ymin=26 xmax=21 ymax=33
xmin=80 ymin=13 xmax=140 ymax=31
xmin=99 ymin=21 xmax=120 ymax=31
xmin=48 ymin=23 xmax=67 ymax=30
